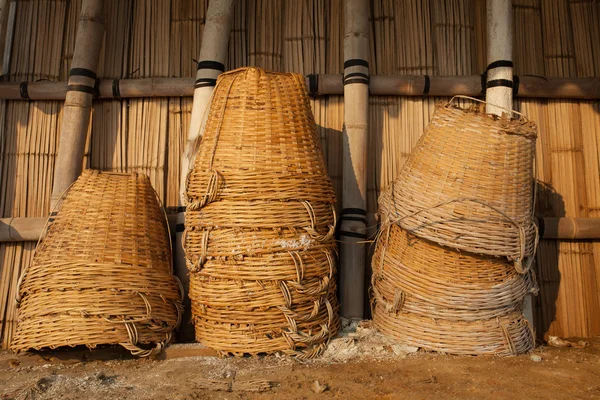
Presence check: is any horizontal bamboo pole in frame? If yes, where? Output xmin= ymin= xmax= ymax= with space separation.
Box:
xmin=1 ymin=75 xmax=598 ymax=100
xmin=2 ymin=216 xmax=600 ymax=243
xmin=539 ymin=217 xmax=600 ymax=240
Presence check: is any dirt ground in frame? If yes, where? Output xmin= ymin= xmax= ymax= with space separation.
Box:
xmin=1 ymin=329 xmax=599 ymax=400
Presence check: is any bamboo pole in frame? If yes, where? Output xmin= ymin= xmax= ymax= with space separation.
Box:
xmin=176 ymin=0 xmax=235 ymax=342
xmin=4 ymin=215 xmax=597 ymax=242
xmin=486 ymin=0 xmax=536 ymax=327
xmin=1 ymin=0 xmax=15 ymax=77
xmin=340 ymin=0 xmax=369 ymax=319
xmin=1 ymin=75 xmax=599 ymax=100
xmin=485 ymin=0 xmax=513 ymax=114
xmin=180 ymin=0 xmax=234 ymax=203
xmin=49 ymin=0 xmax=105 ymax=208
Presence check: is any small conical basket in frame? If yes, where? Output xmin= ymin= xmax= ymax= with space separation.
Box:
xmin=380 ymin=96 xmax=538 ymax=272
xmin=11 ymin=170 xmax=183 ymax=357
xmin=184 ymin=67 xmax=339 ymax=358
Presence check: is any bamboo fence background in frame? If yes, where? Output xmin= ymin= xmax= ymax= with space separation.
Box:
xmin=1 ymin=0 xmax=599 ymax=347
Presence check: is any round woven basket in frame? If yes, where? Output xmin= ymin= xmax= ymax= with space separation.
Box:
xmin=184 ymin=67 xmax=339 ymax=358
xmin=12 ymin=170 xmax=183 ymax=357
xmin=371 ymin=225 xmax=536 ymax=316
xmin=379 ymin=97 xmax=538 ymax=272
xmin=373 ymin=302 xmax=534 ymax=356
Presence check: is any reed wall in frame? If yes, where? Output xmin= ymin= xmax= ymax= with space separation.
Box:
xmin=1 ymin=0 xmax=599 ymax=348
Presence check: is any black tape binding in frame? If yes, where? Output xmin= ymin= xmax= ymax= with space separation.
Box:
xmin=338 ymin=230 xmax=367 ymax=239
xmin=344 ymin=59 xmax=369 ymax=69
xmin=341 ymin=208 xmax=367 ymax=216
xmin=343 ymin=72 xmax=369 ymax=86
xmin=94 ymin=79 xmax=101 ymax=97
xmin=486 ymin=60 xmax=514 ymax=70
xmin=336 ymin=208 xmax=368 ymax=240
xmin=536 ymin=216 xmax=544 ymax=237
xmin=308 ymin=74 xmax=318 ymax=96
xmin=423 ymin=75 xmax=430 ymax=95
xmin=67 ymin=84 xmax=97 ymax=95
xmin=112 ymin=79 xmax=121 ymax=98
xmin=176 ymin=206 xmax=186 ymax=213
xmin=487 ymin=79 xmax=514 ymax=89
xmin=69 ymin=68 xmax=97 ymax=79
xmin=196 ymin=60 xmax=225 ymax=72
xmin=175 ymin=223 xmax=185 ymax=233
xmin=19 ymin=82 xmax=30 ymax=100
xmin=194 ymin=78 xmax=217 ymax=88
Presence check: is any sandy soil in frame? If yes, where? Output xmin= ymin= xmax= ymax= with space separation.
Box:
xmin=1 ymin=332 xmax=599 ymax=400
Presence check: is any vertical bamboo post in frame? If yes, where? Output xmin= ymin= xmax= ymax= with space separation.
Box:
xmin=485 ymin=0 xmax=513 ymax=114
xmin=176 ymin=0 xmax=235 ymax=341
xmin=486 ymin=0 xmax=534 ymax=327
xmin=50 ymin=0 xmax=105 ymax=208
xmin=1 ymin=0 xmax=16 ymax=77
xmin=340 ymin=0 xmax=370 ymax=319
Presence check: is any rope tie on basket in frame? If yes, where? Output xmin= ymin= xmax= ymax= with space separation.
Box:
xmin=301 ymin=201 xmax=336 ymax=242
xmin=448 ymin=95 xmax=529 ymax=121
xmin=524 ymin=318 xmax=536 ymax=345
xmin=385 ymin=197 xmax=537 ymax=274
xmin=499 ymin=320 xmax=518 ymax=356
xmin=289 ymin=251 xmax=305 ymax=283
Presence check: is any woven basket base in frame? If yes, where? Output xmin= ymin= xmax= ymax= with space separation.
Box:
xmin=373 ymin=303 xmax=534 ymax=356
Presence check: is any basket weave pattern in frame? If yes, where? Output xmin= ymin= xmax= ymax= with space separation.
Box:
xmin=380 ymin=101 xmax=538 ymax=270
xmin=185 ymin=67 xmax=339 ymax=358
xmin=373 ymin=99 xmax=537 ymax=356
xmin=12 ymin=170 xmax=183 ymax=357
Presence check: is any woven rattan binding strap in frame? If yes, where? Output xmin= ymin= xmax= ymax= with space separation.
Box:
xmin=379 ymin=96 xmax=538 ymax=273
xmin=12 ymin=170 xmax=183 ymax=357
xmin=184 ymin=67 xmax=339 ymax=358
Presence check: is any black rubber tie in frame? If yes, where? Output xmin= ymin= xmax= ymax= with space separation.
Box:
xmin=486 ymin=60 xmax=514 ymax=70
xmin=344 ymin=59 xmax=369 ymax=69
xmin=308 ymin=74 xmax=318 ymax=96
xmin=341 ymin=208 xmax=367 ymax=216
xmin=537 ymin=216 xmax=545 ymax=237
xmin=19 ymin=82 xmax=30 ymax=100
xmin=343 ymin=78 xmax=369 ymax=86
xmin=339 ymin=230 xmax=367 ymax=239
xmin=423 ymin=75 xmax=430 ymax=95
xmin=194 ymin=78 xmax=217 ymax=88
xmin=67 ymin=84 xmax=97 ymax=95
xmin=197 ymin=60 xmax=225 ymax=72
xmin=487 ymin=79 xmax=514 ymax=89
xmin=341 ymin=216 xmax=367 ymax=224
xmin=112 ymin=79 xmax=121 ymax=98
xmin=69 ymin=68 xmax=97 ymax=79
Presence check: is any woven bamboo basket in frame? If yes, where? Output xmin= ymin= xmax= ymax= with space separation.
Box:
xmin=373 ymin=302 xmax=535 ymax=356
xmin=184 ymin=67 xmax=339 ymax=358
xmin=185 ymin=67 xmax=336 ymax=208
xmin=371 ymin=225 xmax=536 ymax=315
xmin=12 ymin=170 xmax=183 ymax=357
xmin=379 ymin=96 xmax=538 ymax=272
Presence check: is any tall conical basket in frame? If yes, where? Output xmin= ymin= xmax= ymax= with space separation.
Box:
xmin=11 ymin=170 xmax=183 ymax=357
xmin=379 ymin=96 xmax=538 ymax=272
xmin=184 ymin=67 xmax=339 ymax=358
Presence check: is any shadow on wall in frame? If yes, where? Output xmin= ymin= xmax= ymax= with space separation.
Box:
xmin=534 ymin=180 xmax=565 ymax=340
